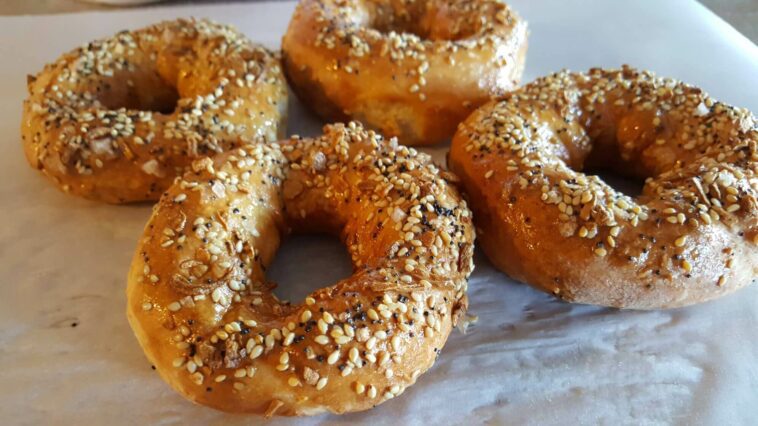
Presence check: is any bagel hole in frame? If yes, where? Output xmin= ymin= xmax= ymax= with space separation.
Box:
xmin=366 ymin=4 xmax=478 ymax=40
xmin=268 ymin=234 xmax=353 ymax=304
xmin=370 ymin=17 xmax=430 ymax=39
xmin=96 ymin=76 xmax=180 ymax=114
xmin=583 ymin=140 xmax=646 ymax=197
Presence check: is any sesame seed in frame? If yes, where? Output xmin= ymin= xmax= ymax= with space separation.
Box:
xmin=249 ymin=345 xmax=264 ymax=359
xmin=316 ymin=377 xmax=328 ymax=390
xmin=327 ymin=350 xmax=340 ymax=365
xmin=211 ymin=287 xmax=224 ymax=303
xmin=367 ymin=309 xmax=379 ymax=321
xmin=191 ymin=373 xmax=204 ymax=386
xmin=367 ymin=385 xmax=377 ymax=398
xmin=300 ymin=310 xmax=312 ymax=322
xmin=341 ymin=365 xmax=353 ymax=377
xmin=391 ymin=335 xmax=402 ymax=352
xmin=334 ymin=335 xmax=352 ymax=345
xmin=366 ymin=336 xmax=378 ymax=350
xmin=282 ymin=333 xmax=295 ymax=346
xmin=349 ymin=347 xmax=360 ymax=364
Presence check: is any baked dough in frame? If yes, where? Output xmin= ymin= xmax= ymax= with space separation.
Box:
xmin=22 ymin=18 xmax=288 ymax=203
xmin=127 ymin=122 xmax=475 ymax=415
xmin=449 ymin=66 xmax=758 ymax=309
xmin=282 ymin=0 xmax=527 ymax=146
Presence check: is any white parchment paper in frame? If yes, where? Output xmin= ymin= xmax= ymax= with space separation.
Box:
xmin=1 ymin=1 xmax=757 ymax=424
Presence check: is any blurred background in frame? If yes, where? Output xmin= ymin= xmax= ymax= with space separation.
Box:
xmin=1 ymin=0 xmax=756 ymax=45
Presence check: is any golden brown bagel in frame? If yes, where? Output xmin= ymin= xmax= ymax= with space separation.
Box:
xmin=282 ymin=0 xmax=527 ymax=146
xmin=449 ymin=66 xmax=758 ymax=309
xmin=22 ymin=18 xmax=288 ymax=203
xmin=127 ymin=122 xmax=474 ymax=415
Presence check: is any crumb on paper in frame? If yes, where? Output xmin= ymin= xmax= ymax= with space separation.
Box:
xmin=457 ymin=314 xmax=478 ymax=334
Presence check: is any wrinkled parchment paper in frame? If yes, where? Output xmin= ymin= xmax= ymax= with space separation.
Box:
xmin=1 ymin=1 xmax=757 ymax=424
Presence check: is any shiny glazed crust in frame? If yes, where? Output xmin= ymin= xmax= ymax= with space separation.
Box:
xmin=22 ymin=18 xmax=288 ymax=203
xmin=449 ymin=66 xmax=758 ymax=309
xmin=127 ymin=123 xmax=475 ymax=415
xmin=282 ymin=0 xmax=527 ymax=146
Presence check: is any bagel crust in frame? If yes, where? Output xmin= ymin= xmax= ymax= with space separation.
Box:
xmin=127 ymin=123 xmax=474 ymax=415
xmin=282 ymin=0 xmax=527 ymax=146
xmin=449 ymin=66 xmax=758 ymax=309
xmin=22 ymin=18 xmax=288 ymax=203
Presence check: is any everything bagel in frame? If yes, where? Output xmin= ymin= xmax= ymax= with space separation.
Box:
xmin=282 ymin=0 xmax=527 ymax=146
xmin=127 ymin=122 xmax=474 ymax=415
xmin=449 ymin=66 xmax=758 ymax=309
xmin=22 ymin=18 xmax=288 ymax=203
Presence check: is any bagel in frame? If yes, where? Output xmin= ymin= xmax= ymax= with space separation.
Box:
xmin=22 ymin=18 xmax=288 ymax=203
xmin=282 ymin=0 xmax=527 ymax=146
xmin=126 ymin=122 xmax=475 ymax=415
xmin=449 ymin=66 xmax=758 ymax=309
